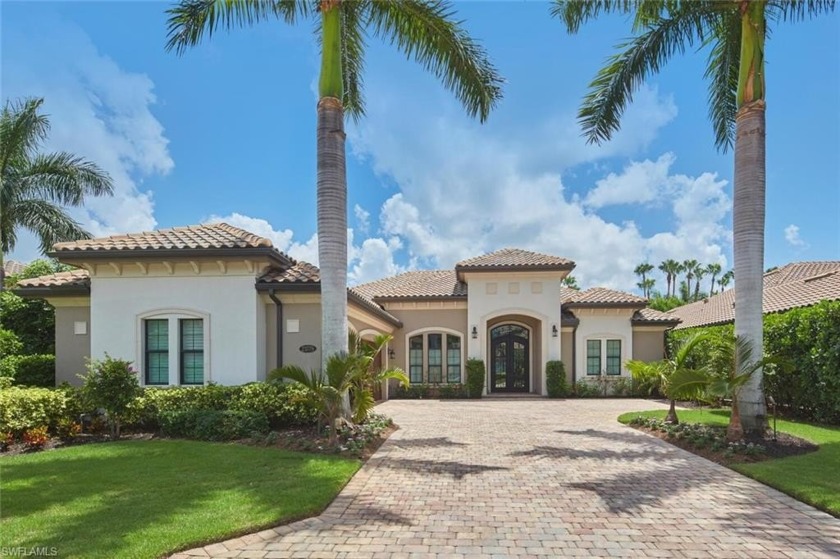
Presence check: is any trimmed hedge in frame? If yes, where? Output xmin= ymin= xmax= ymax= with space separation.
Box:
xmin=466 ymin=359 xmax=485 ymax=399
xmin=390 ymin=383 xmax=469 ymax=399
xmin=670 ymin=300 xmax=840 ymax=424
xmin=0 ymin=386 xmax=67 ymax=434
xmin=4 ymin=355 xmax=55 ymax=387
xmin=546 ymin=361 xmax=568 ymax=398
xmin=159 ymin=409 xmax=269 ymax=441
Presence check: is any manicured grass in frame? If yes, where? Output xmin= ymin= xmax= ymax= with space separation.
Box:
xmin=618 ymin=409 xmax=840 ymax=517
xmin=1 ymin=440 xmax=360 ymax=558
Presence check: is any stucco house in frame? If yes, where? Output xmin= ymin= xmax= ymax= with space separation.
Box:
xmin=17 ymin=223 xmax=680 ymax=397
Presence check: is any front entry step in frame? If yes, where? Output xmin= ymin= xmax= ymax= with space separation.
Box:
xmin=483 ymin=393 xmax=545 ymax=399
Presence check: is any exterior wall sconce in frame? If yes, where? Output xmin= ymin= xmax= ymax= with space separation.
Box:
xmin=552 ymin=324 xmax=559 ymax=337
xmin=388 ymin=348 xmax=396 ymax=360
xmin=471 ymin=326 xmax=478 ymax=339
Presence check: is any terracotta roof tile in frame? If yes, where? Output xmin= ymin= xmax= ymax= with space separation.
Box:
xmin=16 ymin=270 xmax=91 ymax=289
xmin=455 ymin=248 xmax=574 ymax=271
xmin=632 ymin=308 xmax=681 ymax=324
xmin=563 ymin=287 xmax=647 ymax=307
xmin=257 ymin=262 xmax=320 ymax=284
xmin=670 ymin=261 xmax=840 ymax=329
xmin=52 ymin=223 xmax=275 ymax=253
xmin=353 ymin=270 xmax=467 ymax=300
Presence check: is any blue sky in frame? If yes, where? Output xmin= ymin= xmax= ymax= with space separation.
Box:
xmin=2 ymin=1 xmax=838 ymax=292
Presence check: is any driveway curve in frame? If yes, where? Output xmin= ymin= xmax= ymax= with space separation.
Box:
xmin=174 ymin=399 xmax=840 ymax=558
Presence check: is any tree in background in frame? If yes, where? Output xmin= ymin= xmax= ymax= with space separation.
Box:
xmin=693 ymin=265 xmax=707 ymax=301
xmin=166 ymin=0 xmax=503 ymax=368
xmin=719 ymin=270 xmax=734 ymax=292
xmin=682 ymin=259 xmax=699 ymax=298
xmin=561 ymin=275 xmax=580 ymax=290
xmin=706 ymin=262 xmax=723 ymax=295
xmin=553 ymin=0 xmax=836 ymax=437
xmin=1 ymin=259 xmax=69 ymax=354
xmin=658 ymin=259 xmax=680 ymax=298
xmin=634 ymin=262 xmax=655 ymax=297
xmin=0 ymin=98 xmax=113 ymax=290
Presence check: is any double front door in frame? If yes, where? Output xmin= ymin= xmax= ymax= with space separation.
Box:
xmin=490 ymin=324 xmax=529 ymax=392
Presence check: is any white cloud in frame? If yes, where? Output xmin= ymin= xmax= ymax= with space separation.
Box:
xmin=4 ymin=16 xmax=172 ymax=261
xmin=348 ymin=84 xmax=729 ymax=290
xmin=205 ymin=213 xmax=319 ymax=264
xmin=784 ymin=224 xmax=808 ymax=248
xmin=348 ymin=237 xmax=406 ymax=285
xmin=353 ymin=204 xmax=370 ymax=234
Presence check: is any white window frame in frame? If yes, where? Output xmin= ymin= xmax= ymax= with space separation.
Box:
xmin=583 ymin=334 xmax=627 ymax=377
xmin=136 ymin=309 xmax=211 ymax=386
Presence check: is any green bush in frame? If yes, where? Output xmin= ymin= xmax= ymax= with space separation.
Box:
xmin=4 ymin=354 xmax=55 ymax=387
xmin=671 ymin=301 xmax=840 ymax=424
xmin=438 ymin=383 xmax=469 ymax=399
xmin=230 ymin=382 xmax=318 ymax=428
xmin=80 ymin=356 xmax=141 ymax=438
xmin=159 ymin=409 xmax=269 ymax=441
xmin=0 ymin=328 xmax=23 ymax=357
xmin=390 ymin=384 xmax=432 ymax=399
xmin=466 ymin=359 xmax=485 ymax=399
xmin=0 ymin=386 xmax=67 ymax=434
xmin=573 ymin=380 xmax=602 ymax=398
xmin=545 ymin=361 xmax=568 ymax=398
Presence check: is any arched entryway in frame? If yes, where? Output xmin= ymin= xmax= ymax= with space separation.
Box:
xmin=490 ymin=324 xmax=530 ymax=392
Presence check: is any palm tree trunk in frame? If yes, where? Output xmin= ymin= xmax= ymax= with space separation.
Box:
xmin=665 ymin=399 xmax=679 ymax=425
xmin=317 ymin=1 xmax=349 ymax=370
xmin=734 ymin=1 xmax=767 ymax=439
xmin=727 ymin=396 xmax=744 ymax=442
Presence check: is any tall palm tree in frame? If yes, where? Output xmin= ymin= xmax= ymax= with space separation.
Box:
xmin=634 ymin=262 xmax=654 ymax=296
xmin=552 ymin=0 xmax=835 ymax=437
xmin=659 ymin=258 xmax=680 ymax=298
xmin=637 ymin=277 xmax=655 ymax=298
xmin=166 ymin=0 xmax=503 ymax=366
xmin=693 ymin=265 xmax=706 ymax=300
xmin=0 ymin=98 xmax=113 ymax=289
xmin=706 ymin=262 xmax=722 ymax=294
xmin=657 ymin=261 xmax=671 ymax=298
xmin=719 ymin=269 xmax=734 ymax=291
xmin=682 ymin=258 xmax=698 ymax=300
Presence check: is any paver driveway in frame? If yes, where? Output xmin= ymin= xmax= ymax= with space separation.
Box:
xmin=173 ymin=399 xmax=840 ymax=558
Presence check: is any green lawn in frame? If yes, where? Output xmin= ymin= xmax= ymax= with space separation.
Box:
xmin=618 ymin=409 xmax=840 ymax=517
xmin=0 ymin=440 xmax=360 ymax=558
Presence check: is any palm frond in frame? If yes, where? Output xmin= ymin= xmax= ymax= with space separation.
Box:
xmin=704 ymin=11 xmax=740 ymax=152
xmin=672 ymin=330 xmax=711 ymax=369
xmin=0 ymin=98 xmax=49 ymax=175
xmin=165 ymin=0 xmax=306 ymax=54
xmin=551 ymin=0 xmax=640 ymax=33
xmin=667 ymin=367 xmax=710 ymax=401
xmin=21 ymin=153 xmax=114 ymax=204
xmin=769 ymin=0 xmax=836 ymax=22
xmin=341 ymin=0 xmax=367 ymax=120
xmin=367 ymin=0 xmax=503 ymax=122
xmin=4 ymin=199 xmax=91 ymax=253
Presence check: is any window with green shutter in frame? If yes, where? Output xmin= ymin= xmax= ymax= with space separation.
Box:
xmin=180 ymin=319 xmax=204 ymax=385
xmin=145 ymin=319 xmax=169 ymax=385
xmin=606 ymin=339 xmax=621 ymax=375
xmin=586 ymin=339 xmax=601 ymax=376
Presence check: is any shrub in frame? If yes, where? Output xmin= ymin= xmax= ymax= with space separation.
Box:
xmin=545 ymin=361 xmax=568 ymax=398
xmin=159 ymin=409 xmax=269 ymax=441
xmin=7 ymin=354 xmax=55 ymax=387
xmin=390 ymin=384 xmax=432 ymax=399
xmin=438 ymin=383 xmax=469 ymax=399
xmin=55 ymin=418 xmax=82 ymax=441
xmin=1 ymin=431 xmax=14 ymax=451
xmin=230 ymin=382 xmax=318 ymax=428
xmin=0 ymin=328 xmax=22 ymax=357
xmin=466 ymin=359 xmax=485 ymax=399
xmin=128 ymin=384 xmax=239 ymax=429
xmin=573 ymin=380 xmax=602 ymax=398
xmin=80 ymin=356 xmax=141 ymax=438
xmin=0 ymin=386 xmax=67 ymax=434
xmin=22 ymin=426 xmax=49 ymax=449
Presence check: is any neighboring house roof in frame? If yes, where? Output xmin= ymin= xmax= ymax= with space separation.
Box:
xmin=353 ymin=270 xmax=467 ymax=301
xmin=669 ymin=261 xmax=840 ymax=329
xmin=562 ymin=287 xmax=648 ymax=308
xmin=3 ymin=260 xmax=26 ymax=276
xmin=455 ymin=248 xmax=574 ymax=279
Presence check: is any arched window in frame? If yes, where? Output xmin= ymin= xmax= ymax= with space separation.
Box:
xmin=138 ymin=309 xmax=209 ymax=386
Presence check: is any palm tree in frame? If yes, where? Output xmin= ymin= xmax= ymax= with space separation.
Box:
xmin=682 ymin=259 xmax=699 ymax=300
xmin=167 ymin=0 xmax=503 ymax=366
xmin=552 ymin=0 xmax=835 ymax=438
xmin=659 ymin=259 xmax=680 ymax=298
xmin=693 ymin=266 xmax=706 ymax=301
xmin=0 ymin=98 xmax=113 ymax=289
xmin=626 ymin=331 xmax=710 ymax=424
xmin=636 ymin=277 xmax=655 ymax=298
xmin=562 ymin=275 xmax=580 ymax=289
xmin=634 ymin=262 xmax=654 ymax=296
xmin=719 ymin=269 xmax=734 ymax=292
xmin=706 ymin=263 xmax=722 ymax=295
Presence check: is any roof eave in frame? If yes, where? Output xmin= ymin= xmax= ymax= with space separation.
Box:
xmin=371 ymin=295 xmax=468 ymax=303
xmin=564 ymin=302 xmax=647 ymax=309
xmin=50 ymin=247 xmax=291 ymax=267
xmin=14 ymin=286 xmax=90 ymax=297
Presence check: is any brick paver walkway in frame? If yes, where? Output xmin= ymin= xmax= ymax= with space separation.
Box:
xmin=173 ymin=399 xmax=840 ymax=558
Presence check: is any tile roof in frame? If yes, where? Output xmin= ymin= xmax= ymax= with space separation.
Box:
xmin=353 ymin=270 xmax=467 ymax=300
xmin=632 ymin=308 xmax=681 ymax=325
xmin=562 ymin=287 xmax=648 ymax=307
xmin=52 ymin=223 xmax=276 ymax=253
xmin=16 ymin=270 xmax=91 ymax=290
xmin=455 ymin=248 xmax=574 ymax=271
xmin=3 ymin=260 xmax=26 ymax=276
xmin=257 ymin=261 xmax=320 ymax=285
xmin=670 ymin=261 xmax=840 ymax=329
